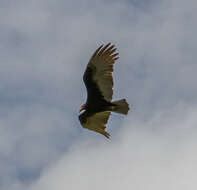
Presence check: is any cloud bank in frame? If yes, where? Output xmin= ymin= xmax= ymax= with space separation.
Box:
xmin=31 ymin=106 xmax=197 ymax=190
xmin=0 ymin=0 xmax=197 ymax=189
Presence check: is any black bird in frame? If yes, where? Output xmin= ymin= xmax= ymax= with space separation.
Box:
xmin=79 ymin=43 xmax=129 ymax=138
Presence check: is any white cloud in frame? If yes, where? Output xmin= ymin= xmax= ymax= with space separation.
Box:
xmin=30 ymin=105 xmax=197 ymax=190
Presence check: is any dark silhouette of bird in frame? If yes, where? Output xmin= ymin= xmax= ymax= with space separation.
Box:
xmin=79 ymin=43 xmax=129 ymax=138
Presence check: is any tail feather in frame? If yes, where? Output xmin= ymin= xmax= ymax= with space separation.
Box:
xmin=112 ymin=99 xmax=129 ymax=115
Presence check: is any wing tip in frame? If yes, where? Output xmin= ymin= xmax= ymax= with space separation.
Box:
xmin=92 ymin=42 xmax=118 ymax=59
xmin=103 ymin=131 xmax=111 ymax=139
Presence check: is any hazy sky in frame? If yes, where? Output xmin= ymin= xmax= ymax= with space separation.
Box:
xmin=1 ymin=0 xmax=197 ymax=189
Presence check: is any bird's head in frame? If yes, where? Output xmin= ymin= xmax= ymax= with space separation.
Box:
xmin=79 ymin=104 xmax=86 ymax=113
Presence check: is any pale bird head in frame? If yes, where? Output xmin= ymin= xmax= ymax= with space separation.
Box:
xmin=79 ymin=104 xmax=86 ymax=113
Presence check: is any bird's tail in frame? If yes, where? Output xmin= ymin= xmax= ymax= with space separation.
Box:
xmin=111 ymin=99 xmax=129 ymax=115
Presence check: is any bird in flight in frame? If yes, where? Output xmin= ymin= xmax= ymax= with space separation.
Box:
xmin=79 ymin=43 xmax=129 ymax=138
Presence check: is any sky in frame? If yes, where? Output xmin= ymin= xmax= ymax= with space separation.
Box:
xmin=0 ymin=0 xmax=197 ymax=189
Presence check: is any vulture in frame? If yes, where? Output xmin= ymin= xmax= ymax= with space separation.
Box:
xmin=79 ymin=43 xmax=129 ymax=138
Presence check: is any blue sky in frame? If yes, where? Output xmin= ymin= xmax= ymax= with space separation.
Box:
xmin=1 ymin=0 xmax=197 ymax=189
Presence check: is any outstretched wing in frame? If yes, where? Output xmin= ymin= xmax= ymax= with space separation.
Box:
xmin=83 ymin=43 xmax=119 ymax=103
xmin=79 ymin=111 xmax=111 ymax=138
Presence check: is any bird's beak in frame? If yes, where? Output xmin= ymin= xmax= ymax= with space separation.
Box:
xmin=79 ymin=106 xmax=84 ymax=113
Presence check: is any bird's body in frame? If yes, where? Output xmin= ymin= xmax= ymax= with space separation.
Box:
xmin=79 ymin=43 xmax=129 ymax=138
